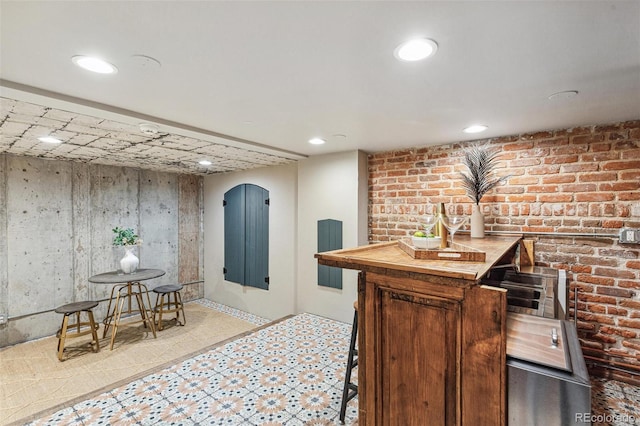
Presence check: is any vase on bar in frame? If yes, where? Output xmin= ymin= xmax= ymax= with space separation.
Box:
xmin=470 ymin=204 xmax=485 ymax=238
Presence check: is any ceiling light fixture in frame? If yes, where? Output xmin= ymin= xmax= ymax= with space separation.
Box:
xmin=38 ymin=136 xmax=63 ymax=144
xmin=199 ymin=160 xmax=212 ymax=166
xmin=463 ymin=125 xmax=488 ymax=134
xmin=394 ymin=38 xmax=438 ymax=62
xmin=71 ymin=55 xmax=118 ymax=74
xmin=308 ymin=138 xmax=326 ymax=145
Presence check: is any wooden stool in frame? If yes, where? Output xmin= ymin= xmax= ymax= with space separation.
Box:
xmin=54 ymin=301 xmax=100 ymax=361
xmin=153 ymin=284 xmax=186 ymax=330
xmin=340 ymin=301 xmax=359 ymax=424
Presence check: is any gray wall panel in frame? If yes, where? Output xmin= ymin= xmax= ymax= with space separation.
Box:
xmin=0 ymin=155 xmax=7 ymax=345
xmin=179 ymin=174 xmax=203 ymax=300
xmin=0 ymin=153 xmax=203 ymax=346
xmin=317 ymin=219 xmax=343 ymax=289
xmin=72 ymin=162 xmax=91 ymax=302
xmin=223 ymin=184 xmax=245 ymax=285
xmin=140 ymin=170 xmax=179 ymax=288
xmin=89 ymin=165 xmax=141 ymax=309
xmin=6 ymin=156 xmax=74 ymax=335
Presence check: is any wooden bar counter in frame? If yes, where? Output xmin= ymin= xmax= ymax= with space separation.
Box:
xmin=316 ymin=235 xmax=522 ymax=426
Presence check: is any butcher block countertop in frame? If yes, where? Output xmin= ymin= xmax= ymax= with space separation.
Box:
xmin=315 ymin=234 xmax=522 ymax=281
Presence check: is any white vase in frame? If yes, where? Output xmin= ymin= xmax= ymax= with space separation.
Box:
xmin=470 ymin=204 xmax=485 ymax=238
xmin=120 ymin=247 xmax=139 ymax=274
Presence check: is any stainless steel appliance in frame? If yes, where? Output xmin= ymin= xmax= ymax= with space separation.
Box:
xmin=483 ymin=265 xmax=566 ymax=319
xmin=483 ymin=266 xmax=592 ymax=426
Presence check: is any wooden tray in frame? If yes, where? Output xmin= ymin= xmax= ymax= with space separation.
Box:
xmin=398 ymin=238 xmax=486 ymax=262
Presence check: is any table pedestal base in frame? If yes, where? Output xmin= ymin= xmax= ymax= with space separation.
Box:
xmin=103 ymin=281 xmax=157 ymax=350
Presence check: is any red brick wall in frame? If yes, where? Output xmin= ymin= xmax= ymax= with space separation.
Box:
xmin=368 ymin=120 xmax=640 ymax=377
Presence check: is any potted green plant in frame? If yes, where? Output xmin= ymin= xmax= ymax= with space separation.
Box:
xmin=459 ymin=145 xmax=510 ymax=238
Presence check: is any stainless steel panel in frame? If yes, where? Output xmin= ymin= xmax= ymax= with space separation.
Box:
xmin=484 ymin=265 xmax=591 ymax=424
xmin=507 ymin=322 xmax=591 ymax=425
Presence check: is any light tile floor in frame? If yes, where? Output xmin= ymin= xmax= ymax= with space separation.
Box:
xmin=15 ymin=300 xmax=638 ymax=426
xmin=2 ymin=300 xmax=260 ymax=425
xmin=22 ymin=312 xmax=359 ymax=425
xmin=194 ymin=300 xmax=270 ymax=327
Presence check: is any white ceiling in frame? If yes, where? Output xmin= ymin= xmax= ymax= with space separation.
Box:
xmin=1 ymin=1 xmax=639 ymax=174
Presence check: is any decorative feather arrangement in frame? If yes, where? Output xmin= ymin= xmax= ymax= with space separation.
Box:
xmin=459 ymin=145 xmax=510 ymax=205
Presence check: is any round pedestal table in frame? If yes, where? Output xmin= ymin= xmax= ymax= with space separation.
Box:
xmin=89 ymin=269 xmax=166 ymax=350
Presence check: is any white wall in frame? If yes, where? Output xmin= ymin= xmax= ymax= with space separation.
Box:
xmin=296 ymin=151 xmax=368 ymax=323
xmin=203 ymin=162 xmax=297 ymax=320
xmin=203 ymin=151 xmax=367 ymax=324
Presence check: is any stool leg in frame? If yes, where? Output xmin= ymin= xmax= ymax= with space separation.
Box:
xmin=153 ymin=292 xmax=160 ymax=329
xmin=88 ymin=310 xmax=100 ymax=352
xmin=171 ymin=292 xmax=177 ymax=322
xmin=157 ymin=294 xmax=165 ymax=331
xmin=177 ymin=291 xmax=186 ymax=326
xmin=339 ymin=309 xmax=358 ymax=424
xmin=57 ymin=314 xmax=70 ymax=361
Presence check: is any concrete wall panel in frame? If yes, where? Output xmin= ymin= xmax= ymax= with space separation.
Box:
xmin=89 ymin=165 xmax=140 ymax=308
xmin=140 ymin=170 xmax=179 ymax=289
xmin=0 ymin=154 xmax=203 ymax=346
xmin=179 ymin=174 xmax=203 ymax=300
xmin=6 ymin=156 xmax=74 ymax=339
xmin=72 ymin=162 xmax=91 ymax=302
xmin=89 ymin=166 xmax=139 ymax=275
xmin=0 ymin=155 xmax=7 ymax=345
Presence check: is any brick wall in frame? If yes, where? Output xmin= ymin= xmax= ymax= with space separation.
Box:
xmin=368 ymin=120 xmax=640 ymax=379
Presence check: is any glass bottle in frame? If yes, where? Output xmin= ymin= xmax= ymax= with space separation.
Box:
xmin=436 ymin=202 xmax=448 ymax=248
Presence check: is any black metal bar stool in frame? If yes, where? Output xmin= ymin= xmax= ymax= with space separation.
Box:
xmin=152 ymin=284 xmax=186 ymax=330
xmin=340 ymin=300 xmax=358 ymax=424
xmin=54 ymin=301 xmax=100 ymax=361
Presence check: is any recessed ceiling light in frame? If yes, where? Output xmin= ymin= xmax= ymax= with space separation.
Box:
xmin=309 ymin=138 xmax=326 ymax=145
xmin=199 ymin=160 xmax=212 ymax=166
xmin=463 ymin=125 xmax=488 ymax=134
xmin=548 ymin=90 xmax=579 ymax=101
xmin=71 ymin=55 xmax=118 ymax=74
xmin=38 ymin=136 xmax=63 ymax=144
xmin=394 ymin=38 xmax=438 ymax=62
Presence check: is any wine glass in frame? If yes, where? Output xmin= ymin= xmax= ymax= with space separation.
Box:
xmin=441 ymin=215 xmax=467 ymax=247
xmin=421 ymin=215 xmax=438 ymax=235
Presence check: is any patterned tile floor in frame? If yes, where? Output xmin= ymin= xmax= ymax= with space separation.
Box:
xmin=193 ymin=299 xmax=271 ymax=327
xmin=18 ymin=299 xmax=638 ymax=425
xmin=23 ymin=311 xmax=358 ymax=426
xmin=591 ymin=377 xmax=640 ymax=426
